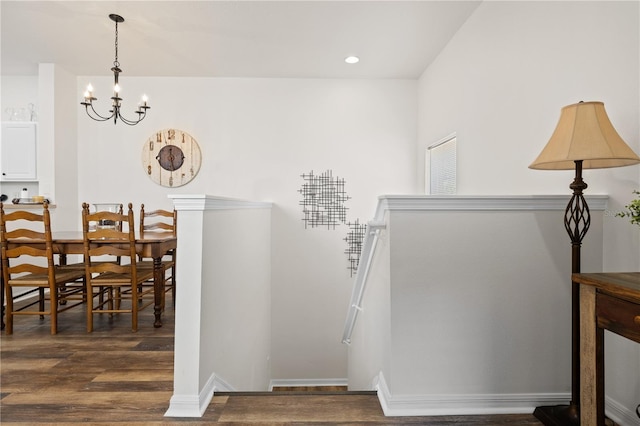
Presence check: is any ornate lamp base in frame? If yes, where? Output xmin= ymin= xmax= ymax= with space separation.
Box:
xmin=534 ymin=161 xmax=587 ymax=426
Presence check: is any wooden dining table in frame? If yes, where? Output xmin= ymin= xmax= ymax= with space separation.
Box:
xmin=2 ymin=231 xmax=177 ymax=329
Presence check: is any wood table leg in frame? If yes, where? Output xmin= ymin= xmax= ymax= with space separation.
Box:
xmin=153 ymin=256 xmax=163 ymax=328
xmin=580 ymin=284 xmax=602 ymax=426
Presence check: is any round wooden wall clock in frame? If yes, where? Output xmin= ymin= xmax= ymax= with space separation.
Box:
xmin=142 ymin=128 xmax=202 ymax=187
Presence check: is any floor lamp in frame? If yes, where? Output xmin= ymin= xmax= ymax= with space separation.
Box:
xmin=529 ymin=101 xmax=640 ymax=425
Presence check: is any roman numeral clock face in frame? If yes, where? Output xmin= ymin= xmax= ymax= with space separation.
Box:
xmin=142 ymin=129 xmax=202 ymax=187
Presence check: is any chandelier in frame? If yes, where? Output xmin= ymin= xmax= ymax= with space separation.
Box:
xmin=81 ymin=14 xmax=150 ymax=125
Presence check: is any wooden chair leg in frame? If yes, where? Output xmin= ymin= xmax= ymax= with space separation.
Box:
xmin=131 ymin=285 xmax=138 ymax=332
xmin=109 ymin=288 xmax=115 ymax=312
xmin=50 ymin=285 xmax=58 ymax=335
xmin=86 ymin=285 xmax=93 ymax=333
xmin=39 ymin=287 xmax=45 ymax=320
xmin=98 ymin=285 xmax=104 ymax=307
xmin=171 ymin=265 xmax=176 ymax=307
xmin=5 ymin=285 xmax=13 ymax=335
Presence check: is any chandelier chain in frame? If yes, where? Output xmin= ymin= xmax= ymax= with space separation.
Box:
xmin=113 ymin=20 xmax=119 ymax=68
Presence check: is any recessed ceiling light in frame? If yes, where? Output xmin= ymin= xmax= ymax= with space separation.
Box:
xmin=345 ymin=56 xmax=360 ymax=64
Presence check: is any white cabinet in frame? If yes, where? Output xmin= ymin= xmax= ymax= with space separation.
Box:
xmin=1 ymin=122 xmax=37 ymax=181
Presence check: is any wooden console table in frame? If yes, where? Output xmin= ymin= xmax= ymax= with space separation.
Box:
xmin=576 ymin=272 xmax=640 ymax=426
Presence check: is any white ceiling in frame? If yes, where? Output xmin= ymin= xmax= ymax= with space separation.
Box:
xmin=1 ymin=1 xmax=481 ymax=79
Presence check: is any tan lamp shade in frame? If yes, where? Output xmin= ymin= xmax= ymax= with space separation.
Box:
xmin=529 ymin=101 xmax=640 ymax=170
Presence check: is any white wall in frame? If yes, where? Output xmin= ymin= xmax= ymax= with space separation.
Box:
xmin=41 ymin=64 xmax=80 ymax=231
xmin=206 ymin=206 xmax=272 ymax=390
xmin=76 ymin=77 xmax=418 ymax=382
xmin=0 ymin=76 xmax=38 ymax=116
xmin=389 ymin=207 xmax=602 ymax=396
xmin=418 ymin=0 xmax=639 ymax=419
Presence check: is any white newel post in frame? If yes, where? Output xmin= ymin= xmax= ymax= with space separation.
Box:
xmin=165 ymin=194 xmax=272 ymax=417
xmin=165 ymin=195 xmax=208 ymax=417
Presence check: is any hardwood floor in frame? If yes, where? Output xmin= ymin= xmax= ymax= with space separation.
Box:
xmin=1 ymin=296 xmax=542 ymax=425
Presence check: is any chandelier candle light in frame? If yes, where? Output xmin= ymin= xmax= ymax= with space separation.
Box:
xmin=81 ymin=14 xmax=150 ymax=125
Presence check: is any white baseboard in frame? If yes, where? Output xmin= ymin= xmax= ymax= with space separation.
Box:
xmin=268 ymin=378 xmax=348 ymax=391
xmin=373 ymin=372 xmax=569 ymax=416
xmin=165 ymin=371 xmax=639 ymax=422
xmin=606 ymin=396 xmax=640 ymax=426
xmin=373 ymin=372 xmax=640 ymax=423
xmin=213 ymin=374 xmax=236 ymax=393
xmin=164 ymin=372 xmax=217 ymax=417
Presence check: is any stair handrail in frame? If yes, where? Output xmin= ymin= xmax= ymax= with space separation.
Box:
xmin=341 ymin=219 xmax=386 ymax=345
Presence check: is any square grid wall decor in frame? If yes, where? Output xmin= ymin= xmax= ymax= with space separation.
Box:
xmin=298 ymin=170 xmax=366 ymax=277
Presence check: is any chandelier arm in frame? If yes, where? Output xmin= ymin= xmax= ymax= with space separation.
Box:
xmin=83 ymin=103 xmax=116 ymax=122
xmin=117 ymin=110 xmax=149 ymax=126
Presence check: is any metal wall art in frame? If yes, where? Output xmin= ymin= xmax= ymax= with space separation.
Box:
xmin=299 ymin=170 xmax=350 ymax=229
xmin=299 ymin=170 xmax=366 ymax=276
xmin=344 ymin=219 xmax=367 ymax=277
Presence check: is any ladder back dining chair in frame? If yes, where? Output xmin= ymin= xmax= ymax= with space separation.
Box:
xmin=139 ymin=204 xmax=177 ymax=308
xmin=58 ymin=203 xmax=124 ymax=272
xmin=82 ymin=202 xmax=154 ymax=332
xmin=0 ymin=202 xmax=85 ymax=334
